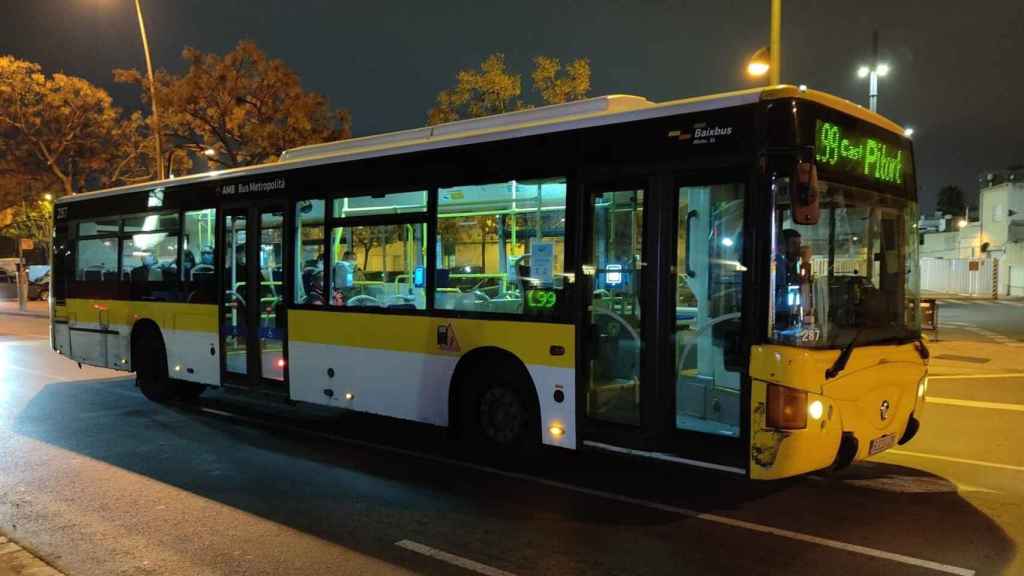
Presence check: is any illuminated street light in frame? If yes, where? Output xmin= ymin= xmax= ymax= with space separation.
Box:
xmin=903 ymin=127 xmax=914 ymax=137
xmin=203 ymin=148 xmax=217 ymax=157
xmin=958 ymin=219 xmax=969 ymax=229
xmin=42 ymin=193 xmax=53 ymax=202
xmin=856 ymin=30 xmax=889 ymax=113
xmin=747 ymin=47 xmax=770 ymax=78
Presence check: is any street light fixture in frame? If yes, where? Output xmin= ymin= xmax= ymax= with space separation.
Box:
xmin=957 ymin=219 xmax=969 ymax=230
xmin=747 ymin=47 xmax=771 ymax=78
xmin=856 ymin=30 xmax=889 ymax=113
xmin=903 ymin=127 xmax=914 ymax=137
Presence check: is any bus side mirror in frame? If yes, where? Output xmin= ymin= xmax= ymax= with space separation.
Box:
xmin=793 ymin=162 xmax=821 ymax=225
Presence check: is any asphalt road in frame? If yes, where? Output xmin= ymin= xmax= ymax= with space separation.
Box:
xmin=0 ymin=308 xmax=1021 ymax=576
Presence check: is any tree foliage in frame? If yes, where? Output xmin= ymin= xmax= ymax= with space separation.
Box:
xmin=531 ymin=56 xmax=591 ymax=105
xmin=0 ymin=55 xmax=155 ymax=199
xmin=428 ymin=53 xmax=591 ymax=125
xmin=116 ymin=41 xmax=351 ymax=170
xmin=937 ymin=185 xmax=966 ymax=217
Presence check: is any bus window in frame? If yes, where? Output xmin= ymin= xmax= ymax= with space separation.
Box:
xmin=123 ymin=212 xmax=179 ymax=233
xmin=121 ymin=232 xmax=179 ymax=297
xmin=77 ymin=218 xmax=119 ymax=237
xmin=75 ymin=237 xmax=118 ymax=283
xmin=328 ymin=223 xmax=426 ymax=309
xmin=437 ymin=177 xmax=567 ymax=316
xmin=332 ymin=190 xmax=427 ymax=218
xmin=675 ymin=183 xmax=745 ymax=438
xmin=182 ymin=208 xmax=217 ymax=303
xmin=294 ymin=199 xmax=325 ymax=306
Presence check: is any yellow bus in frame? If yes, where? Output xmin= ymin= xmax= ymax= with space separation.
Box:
xmin=49 ymin=86 xmax=928 ymax=479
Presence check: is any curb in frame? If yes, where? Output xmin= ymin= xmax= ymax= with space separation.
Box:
xmin=0 ymin=535 xmax=64 ymax=576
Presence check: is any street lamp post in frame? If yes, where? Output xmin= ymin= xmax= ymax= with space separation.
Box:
xmin=747 ymin=0 xmax=782 ymax=84
xmin=856 ymin=30 xmax=889 ymax=113
xmin=133 ymin=0 xmax=164 ymax=181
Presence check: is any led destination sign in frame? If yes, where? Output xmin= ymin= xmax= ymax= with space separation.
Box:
xmin=814 ymin=120 xmax=908 ymax=185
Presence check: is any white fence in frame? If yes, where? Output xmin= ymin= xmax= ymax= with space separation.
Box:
xmin=920 ymin=257 xmax=998 ymax=297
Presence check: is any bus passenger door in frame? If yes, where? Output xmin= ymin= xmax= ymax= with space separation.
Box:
xmin=579 ymin=182 xmax=652 ymax=448
xmin=219 ymin=203 xmax=288 ymax=389
xmin=669 ymin=173 xmax=748 ymax=470
xmin=221 ymin=208 xmax=250 ymax=382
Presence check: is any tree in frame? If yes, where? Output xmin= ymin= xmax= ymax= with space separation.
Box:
xmin=427 ymin=53 xmax=592 ymax=125
xmin=937 ymin=185 xmax=966 ymax=218
xmin=531 ymin=56 xmax=591 ymax=105
xmin=116 ymin=41 xmax=351 ymax=171
xmin=0 ymin=55 xmax=156 ymax=199
xmin=428 ymin=53 xmax=523 ymax=125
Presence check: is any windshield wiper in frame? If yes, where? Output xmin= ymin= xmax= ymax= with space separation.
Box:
xmin=825 ymin=328 xmax=863 ymax=380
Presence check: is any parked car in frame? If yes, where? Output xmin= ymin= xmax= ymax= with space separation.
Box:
xmin=29 ymin=271 xmax=49 ymax=301
xmin=0 ymin=268 xmax=49 ymax=300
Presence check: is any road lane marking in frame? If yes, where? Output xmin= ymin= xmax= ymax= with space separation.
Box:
xmin=194 ymin=407 xmax=976 ymax=576
xmin=926 ymin=396 xmax=1024 ymax=412
xmin=889 ymin=450 xmax=1024 ymax=473
xmin=396 ymin=540 xmax=517 ymax=576
xmin=928 ymin=373 xmax=1024 ymax=380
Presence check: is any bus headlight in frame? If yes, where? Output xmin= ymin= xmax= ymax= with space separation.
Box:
xmin=808 ymin=400 xmax=824 ymax=420
xmin=766 ymin=384 xmax=808 ymax=429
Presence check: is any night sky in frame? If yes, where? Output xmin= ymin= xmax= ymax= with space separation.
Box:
xmin=2 ymin=1 xmax=1022 ymax=210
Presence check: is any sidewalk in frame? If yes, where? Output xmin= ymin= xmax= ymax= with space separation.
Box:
xmin=0 ymin=300 xmax=48 ymax=318
xmin=0 ymin=535 xmax=63 ymax=576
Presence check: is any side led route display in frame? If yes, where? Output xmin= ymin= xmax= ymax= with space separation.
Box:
xmin=815 ymin=120 xmax=907 ymax=184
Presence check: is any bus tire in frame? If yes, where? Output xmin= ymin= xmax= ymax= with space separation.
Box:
xmin=459 ymin=359 xmax=539 ymax=449
xmin=133 ymin=327 xmax=175 ymax=403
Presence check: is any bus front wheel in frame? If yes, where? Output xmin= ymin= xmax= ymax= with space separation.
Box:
xmin=134 ymin=328 xmax=176 ymax=403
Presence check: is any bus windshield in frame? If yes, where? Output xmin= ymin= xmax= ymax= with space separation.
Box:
xmin=770 ymin=178 xmax=921 ymax=348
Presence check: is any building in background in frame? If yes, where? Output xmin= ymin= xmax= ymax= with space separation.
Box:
xmin=918 ymin=166 xmax=1023 ymax=296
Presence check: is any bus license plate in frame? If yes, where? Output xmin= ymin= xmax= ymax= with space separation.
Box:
xmin=869 ymin=434 xmax=897 ymax=456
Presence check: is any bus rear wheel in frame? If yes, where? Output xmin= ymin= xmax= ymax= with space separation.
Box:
xmin=134 ymin=329 xmax=176 ymax=403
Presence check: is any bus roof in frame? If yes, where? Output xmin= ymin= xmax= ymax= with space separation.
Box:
xmin=57 ymin=85 xmax=905 ymax=205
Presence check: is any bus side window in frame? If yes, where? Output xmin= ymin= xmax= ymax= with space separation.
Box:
xmin=436 ymin=177 xmax=567 ymax=317
xmin=294 ymin=199 xmax=325 ymax=306
xmin=182 ymin=208 xmax=217 ymax=304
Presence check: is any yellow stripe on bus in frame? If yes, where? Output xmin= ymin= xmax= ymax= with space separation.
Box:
xmin=289 ymin=309 xmax=575 ymax=368
xmin=61 ymin=299 xmax=574 ymax=369
xmin=63 ymin=299 xmax=219 ymax=333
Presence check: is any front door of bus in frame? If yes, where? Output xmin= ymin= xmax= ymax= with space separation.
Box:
xmin=220 ymin=203 xmax=288 ymax=388
xmin=580 ymin=182 xmax=651 ymax=447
